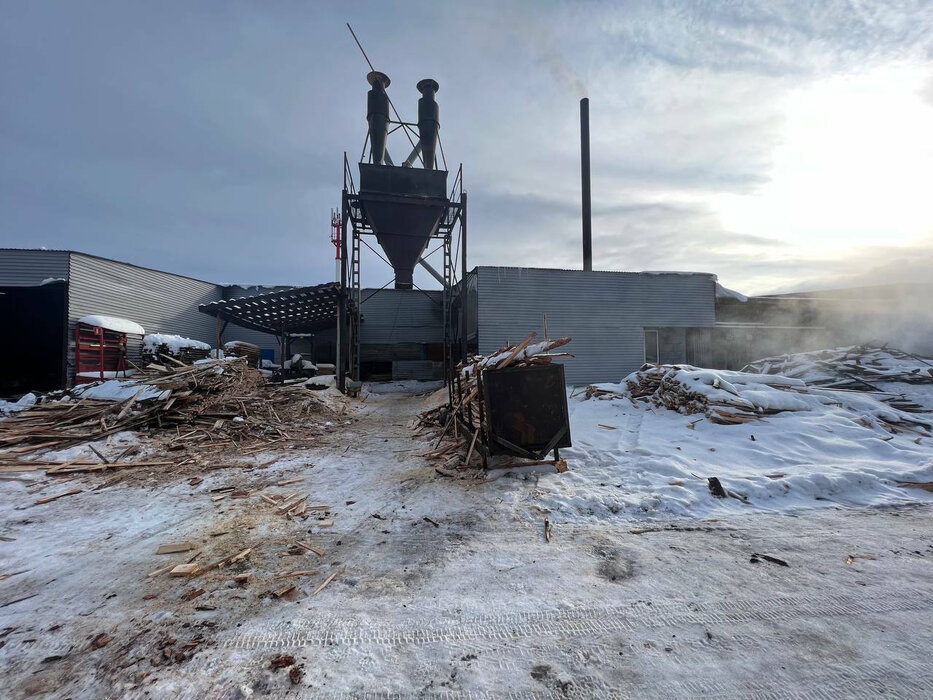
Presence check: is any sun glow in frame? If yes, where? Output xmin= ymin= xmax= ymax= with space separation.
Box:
xmin=713 ymin=64 xmax=933 ymax=254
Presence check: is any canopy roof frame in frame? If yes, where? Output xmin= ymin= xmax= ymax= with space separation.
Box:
xmin=198 ymin=282 xmax=354 ymax=337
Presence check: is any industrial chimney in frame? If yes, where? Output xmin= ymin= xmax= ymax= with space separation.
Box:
xmin=580 ymin=97 xmax=592 ymax=272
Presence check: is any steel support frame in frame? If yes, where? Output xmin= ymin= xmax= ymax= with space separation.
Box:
xmin=343 ymin=208 xmax=454 ymax=386
xmin=338 ymin=155 xmax=465 ymax=391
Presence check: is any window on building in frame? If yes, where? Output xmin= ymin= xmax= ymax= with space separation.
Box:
xmin=644 ymin=329 xmax=659 ymax=364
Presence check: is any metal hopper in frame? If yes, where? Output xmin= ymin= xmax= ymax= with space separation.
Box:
xmin=357 ymin=73 xmax=449 ymax=289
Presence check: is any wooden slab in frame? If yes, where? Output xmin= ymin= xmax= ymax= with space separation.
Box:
xmin=156 ymin=542 xmax=196 ymax=555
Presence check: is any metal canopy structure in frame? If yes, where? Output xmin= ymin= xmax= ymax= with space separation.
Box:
xmin=198 ymin=283 xmax=351 ymax=338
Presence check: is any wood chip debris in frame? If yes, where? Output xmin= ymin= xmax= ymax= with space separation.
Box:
xmin=180 ymin=588 xmax=205 ymax=601
xmin=90 ymin=633 xmax=112 ymax=649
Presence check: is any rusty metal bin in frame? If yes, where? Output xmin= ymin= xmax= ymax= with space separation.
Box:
xmin=482 ymin=363 xmax=572 ymax=460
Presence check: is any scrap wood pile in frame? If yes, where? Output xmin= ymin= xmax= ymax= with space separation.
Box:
xmin=413 ymin=332 xmax=573 ymax=473
xmin=0 ymin=358 xmax=338 ymax=473
xmin=743 ymin=345 xmax=933 ymax=390
xmin=587 ymin=363 xmax=931 ymax=435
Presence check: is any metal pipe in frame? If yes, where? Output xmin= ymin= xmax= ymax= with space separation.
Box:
xmin=417 ymin=256 xmax=447 ymax=287
xmin=337 ymin=186 xmax=349 ymax=392
xmin=417 ymin=79 xmax=440 ymax=170
xmin=402 ymin=142 xmax=422 ymax=168
xmin=460 ymin=191 xmax=468 ymax=362
xmin=580 ymin=98 xmax=592 ymax=272
xmin=366 ymin=71 xmax=391 ymax=165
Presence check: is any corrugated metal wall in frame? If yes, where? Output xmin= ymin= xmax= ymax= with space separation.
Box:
xmin=0 ymin=249 xmax=70 ymax=286
xmin=67 ymin=254 xmax=223 ymax=382
xmin=359 ymin=288 xmax=443 ymax=345
xmin=476 ymin=267 xmax=716 ymax=384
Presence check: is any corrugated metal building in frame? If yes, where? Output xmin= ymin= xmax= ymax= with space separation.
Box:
xmin=1 ymin=249 xmax=718 ymax=392
xmin=0 ymin=249 xmax=281 ymax=392
xmin=464 ymin=266 xmax=717 ymax=385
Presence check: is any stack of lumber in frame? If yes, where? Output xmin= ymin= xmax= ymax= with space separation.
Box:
xmin=141 ymin=334 xmax=212 ymax=365
xmin=744 ymin=345 xmax=933 ymax=390
xmin=224 ymin=341 xmax=261 ymax=368
xmin=0 ymin=358 xmax=332 ymax=469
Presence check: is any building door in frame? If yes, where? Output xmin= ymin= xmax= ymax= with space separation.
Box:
xmin=644 ymin=329 xmax=660 ymax=364
xmin=0 ymin=282 xmax=68 ymax=395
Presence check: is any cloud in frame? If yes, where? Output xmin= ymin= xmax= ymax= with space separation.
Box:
xmin=0 ymin=0 xmax=931 ymax=295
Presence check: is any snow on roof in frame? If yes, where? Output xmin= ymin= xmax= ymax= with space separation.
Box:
xmin=77 ymin=315 xmax=145 ymax=335
xmin=715 ymin=282 xmax=748 ymax=302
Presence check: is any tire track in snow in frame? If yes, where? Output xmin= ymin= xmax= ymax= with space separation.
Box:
xmin=221 ymin=588 xmax=933 ymax=650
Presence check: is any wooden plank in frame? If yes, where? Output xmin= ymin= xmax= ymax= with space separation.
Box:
xmin=277 ymin=495 xmax=307 ymax=514
xmin=272 ymin=583 xmax=296 ymax=598
xmin=276 ymin=477 xmax=304 ymax=486
xmin=156 ymin=542 xmax=196 ymax=554
xmin=230 ymin=548 xmax=252 ymax=563
xmin=294 ymin=540 xmax=325 ymax=557
xmin=34 ymin=488 xmax=82 ymax=505
xmin=464 ymin=429 xmax=479 ymax=467
xmin=115 ymin=388 xmax=144 ymax=421
xmin=169 ymin=563 xmax=200 ymax=577
xmin=313 ymin=567 xmax=344 ymax=596
xmin=495 ymin=332 xmax=536 ymax=370
xmin=147 ymin=564 xmax=175 ymax=578
xmin=277 ymin=569 xmax=319 ymax=578
xmin=88 ymin=444 xmax=110 ymax=464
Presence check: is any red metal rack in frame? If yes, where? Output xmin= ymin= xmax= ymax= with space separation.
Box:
xmin=74 ymin=322 xmax=129 ymax=384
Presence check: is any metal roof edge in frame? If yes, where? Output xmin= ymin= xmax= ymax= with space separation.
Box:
xmin=473 ymin=265 xmax=717 ymax=279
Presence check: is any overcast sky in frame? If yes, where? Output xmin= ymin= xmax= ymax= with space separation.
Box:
xmin=2 ymin=1 xmax=932 ymax=295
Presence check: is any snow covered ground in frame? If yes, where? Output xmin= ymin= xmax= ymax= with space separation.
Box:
xmin=1 ymin=375 xmax=932 ymax=697
xmin=536 ymin=380 xmax=933 ymax=521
